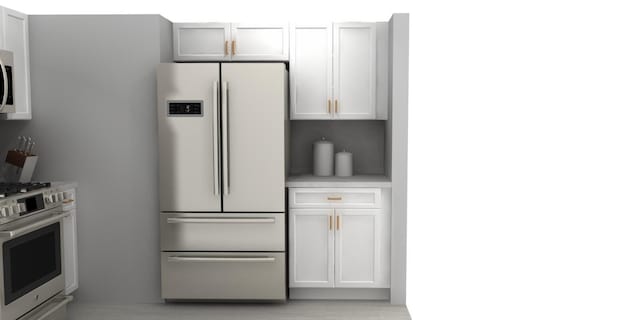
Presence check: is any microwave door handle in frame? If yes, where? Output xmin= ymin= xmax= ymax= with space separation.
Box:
xmin=0 ymin=55 xmax=7 ymax=112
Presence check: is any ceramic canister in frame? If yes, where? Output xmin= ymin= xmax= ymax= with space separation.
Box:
xmin=335 ymin=150 xmax=353 ymax=177
xmin=313 ymin=137 xmax=334 ymax=176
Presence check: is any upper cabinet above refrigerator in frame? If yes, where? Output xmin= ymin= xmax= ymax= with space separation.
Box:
xmin=290 ymin=23 xmax=386 ymax=120
xmin=173 ymin=23 xmax=289 ymax=61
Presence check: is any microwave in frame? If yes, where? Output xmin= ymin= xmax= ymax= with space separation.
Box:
xmin=0 ymin=49 xmax=14 ymax=114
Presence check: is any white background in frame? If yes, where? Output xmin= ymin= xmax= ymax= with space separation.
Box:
xmin=5 ymin=0 xmax=640 ymax=318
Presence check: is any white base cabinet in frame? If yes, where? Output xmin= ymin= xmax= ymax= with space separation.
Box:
xmin=0 ymin=6 xmax=31 ymax=120
xmin=289 ymin=188 xmax=390 ymax=289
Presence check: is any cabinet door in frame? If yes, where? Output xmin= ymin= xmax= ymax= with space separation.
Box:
xmin=62 ymin=207 xmax=78 ymax=294
xmin=289 ymin=209 xmax=334 ymax=287
xmin=0 ymin=7 xmax=30 ymax=120
xmin=334 ymin=209 xmax=386 ymax=288
xmin=289 ymin=24 xmax=333 ymax=120
xmin=230 ymin=23 xmax=289 ymax=61
xmin=333 ymin=23 xmax=376 ymax=119
xmin=173 ymin=23 xmax=231 ymax=61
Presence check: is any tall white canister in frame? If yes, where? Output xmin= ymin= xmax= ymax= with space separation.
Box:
xmin=313 ymin=137 xmax=334 ymax=176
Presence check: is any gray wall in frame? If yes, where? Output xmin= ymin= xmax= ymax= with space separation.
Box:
xmin=289 ymin=120 xmax=386 ymax=175
xmin=0 ymin=15 xmax=172 ymax=303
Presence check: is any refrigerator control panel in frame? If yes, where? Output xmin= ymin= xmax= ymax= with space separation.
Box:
xmin=167 ymin=101 xmax=203 ymax=116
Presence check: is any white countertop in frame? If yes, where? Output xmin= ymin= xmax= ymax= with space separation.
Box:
xmin=286 ymin=175 xmax=391 ymax=188
xmin=51 ymin=181 xmax=78 ymax=190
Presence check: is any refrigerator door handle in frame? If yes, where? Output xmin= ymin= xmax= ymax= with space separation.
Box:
xmin=213 ymin=81 xmax=220 ymax=196
xmin=222 ymin=81 xmax=230 ymax=195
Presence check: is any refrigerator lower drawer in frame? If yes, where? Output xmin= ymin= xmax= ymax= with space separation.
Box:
xmin=161 ymin=252 xmax=286 ymax=300
xmin=160 ymin=213 xmax=284 ymax=251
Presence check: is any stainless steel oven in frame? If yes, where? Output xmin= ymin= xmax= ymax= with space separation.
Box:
xmin=0 ymin=49 xmax=14 ymax=114
xmin=0 ymin=206 xmax=69 ymax=320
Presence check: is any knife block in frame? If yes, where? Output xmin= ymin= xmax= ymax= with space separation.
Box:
xmin=4 ymin=150 xmax=38 ymax=182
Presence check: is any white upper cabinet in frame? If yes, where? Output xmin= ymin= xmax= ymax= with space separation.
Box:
xmin=0 ymin=6 xmax=31 ymax=120
xmin=173 ymin=23 xmax=231 ymax=61
xmin=231 ymin=23 xmax=288 ymax=61
xmin=173 ymin=23 xmax=288 ymax=61
xmin=290 ymin=22 xmax=379 ymax=120
xmin=289 ymin=24 xmax=332 ymax=119
xmin=333 ymin=23 xmax=376 ymax=120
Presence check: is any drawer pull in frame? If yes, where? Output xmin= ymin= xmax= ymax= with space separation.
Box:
xmin=167 ymin=217 xmax=275 ymax=224
xmin=168 ymin=256 xmax=275 ymax=263
xmin=327 ymin=196 xmax=342 ymax=201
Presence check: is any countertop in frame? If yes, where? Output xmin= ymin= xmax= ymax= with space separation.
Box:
xmin=286 ymin=175 xmax=391 ymax=188
xmin=51 ymin=181 xmax=78 ymax=190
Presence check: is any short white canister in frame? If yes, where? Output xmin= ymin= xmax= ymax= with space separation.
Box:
xmin=313 ymin=137 xmax=334 ymax=176
xmin=335 ymin=150 xmax=353 ymax=177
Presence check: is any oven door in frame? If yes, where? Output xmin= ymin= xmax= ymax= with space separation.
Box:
xmin=0 ymin=208 xmax=68 ymax=320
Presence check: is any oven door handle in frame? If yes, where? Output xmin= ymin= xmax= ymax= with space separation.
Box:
xmin=23 ymin=295 xmax=74 ymax=320
xmin=0 ymin=211 xmax=69 ymax=239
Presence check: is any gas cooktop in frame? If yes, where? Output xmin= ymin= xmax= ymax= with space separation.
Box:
xmin=0 ymin=182 xmax=52 ymax=198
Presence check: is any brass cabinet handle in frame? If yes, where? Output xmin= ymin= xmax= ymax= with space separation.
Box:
xmin=334 ymin=99 xmax=338 ymax=113
xmin=225 ymin=40 xmax=229 ymax=56
xmin=232 ymin=40 xmax=236 ymax=55
xmin=329 ymin=216 xmax=333 ymax=230
xmin=337 ymin=215 xmax=340 ymax=230
xmin=327 ymin=196 xmax=342 ymax=201
xmin=327 ymin=99 xmax=332 ymax=114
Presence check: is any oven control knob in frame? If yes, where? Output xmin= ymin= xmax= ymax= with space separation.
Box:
xmin=19 ymin=203 xmax=26 ymax=213
xmin=12 ymin=205 xmax=21 ymax=214
xmin=0 ymin=207 xmax=8 ymax=217
xmin=44 ymin=195 xmax=53 ymax=204
xmin=63 ymin=191 xmax=72 ymax=200
xmin=51 ymin=194 xmax=58 ymax=202
xmin=58 ymin=192 xmax=65 ymax=201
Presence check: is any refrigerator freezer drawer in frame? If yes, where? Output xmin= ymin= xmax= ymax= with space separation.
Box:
xmin=160 ymin=213 xmax=284 ymax=251
xmin=161 ymin=252 xmax=286 ymax=300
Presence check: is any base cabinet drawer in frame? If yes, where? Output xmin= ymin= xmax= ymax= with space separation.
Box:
xmin=161 ymin=252 xmax=286 ymax=300
xmin=289 ymin=188 xmax=381 ymax=208
xmin=160 ymin=213 xmax=284 ymax=251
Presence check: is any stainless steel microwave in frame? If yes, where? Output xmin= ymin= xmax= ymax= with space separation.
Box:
xmin=0 ymin=49 xmax=14 ymax=114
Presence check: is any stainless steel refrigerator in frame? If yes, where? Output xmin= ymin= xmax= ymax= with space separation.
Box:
xmin=156 ymin=63 xmax=286 ymax=300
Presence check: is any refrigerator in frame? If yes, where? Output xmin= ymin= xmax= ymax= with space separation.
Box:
xmin=156 ymin=63 xmax=286 ymax=300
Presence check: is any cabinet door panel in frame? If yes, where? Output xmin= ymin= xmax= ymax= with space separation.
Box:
xmin=289 ymin=24 xmax=332 ymax=119
xmin=0 ymin=7 xmax=30 ymax=120
xmin=335 ymin=209 xmax=381 ymax=287
xmin=231 ymin=24 xmax=289 ymax=61
xmin=289 ymin=209 xmax=334 ymax=287
xmin=174 ymin=23 xmax=230 ymax=61
xmin=333 ymin=23 xmax=376 ymax=119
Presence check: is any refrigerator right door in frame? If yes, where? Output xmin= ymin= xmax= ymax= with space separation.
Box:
xmin=221 ymin=63 xmax=285 ymax=212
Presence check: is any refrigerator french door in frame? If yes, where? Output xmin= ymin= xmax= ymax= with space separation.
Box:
xmin=157 ymin=63 xmax=286 ymax=300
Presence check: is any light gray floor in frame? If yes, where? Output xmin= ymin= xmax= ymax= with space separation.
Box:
xmin=68 ymin=301 xmax=411 ymax=320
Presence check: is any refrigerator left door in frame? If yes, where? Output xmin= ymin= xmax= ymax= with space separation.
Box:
xmin=157 ymin=63 xmax=221 ymax=212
